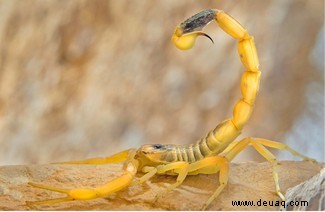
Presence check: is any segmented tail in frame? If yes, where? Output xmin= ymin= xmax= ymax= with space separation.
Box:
xmin=169 ymin=9 xmax=261 ymax=162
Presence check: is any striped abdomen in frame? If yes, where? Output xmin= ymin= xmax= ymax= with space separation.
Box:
xmin=161 ymin=119 xmax=241 ymax=163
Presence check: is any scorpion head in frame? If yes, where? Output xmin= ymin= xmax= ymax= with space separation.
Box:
xmin=172 ymin=9 xmax=216 ymax=50
xmin=136 ymin=144 xmax=176 ymax=167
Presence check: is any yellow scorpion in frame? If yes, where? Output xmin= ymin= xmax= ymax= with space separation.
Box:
xmin=26 ymin=9 xmax=314 ymax=210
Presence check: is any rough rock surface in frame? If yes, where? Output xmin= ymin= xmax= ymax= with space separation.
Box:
xmin=0 ymin=161 xmax=323 ymax=210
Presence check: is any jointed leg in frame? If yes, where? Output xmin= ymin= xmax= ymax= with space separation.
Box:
xmin=223 ymin=137 xmax=314 ymax=202
xmin=154 ymin=162 xmax=189 ymax=200
xmin=250 ymin=141 xmax=284 ymax=200
xmin=251 ymin=138 xmax=315 ymax=162
xmin=131 ymin=166 xmax=157 ymax=186
xmin=222 ymin=138 xmax=284 ymax=200
xmin=132 ymin=162 xmax=191 ymax=198
xmin=188 ymin=156 xmax=230 ymax=210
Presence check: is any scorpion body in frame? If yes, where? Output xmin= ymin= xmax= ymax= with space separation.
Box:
xmin=27 ymin=9 xmax=313 ymax=210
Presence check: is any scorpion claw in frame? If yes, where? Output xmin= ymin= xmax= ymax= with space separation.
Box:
xmin=26 ymin=149 xmax=139 ymax=205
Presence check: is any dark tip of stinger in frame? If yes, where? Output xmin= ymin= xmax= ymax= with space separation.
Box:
xmin=196 ymin=32 xmax=214 ymax=44
xmin=203 ymin=33 xmax=214 ymax=44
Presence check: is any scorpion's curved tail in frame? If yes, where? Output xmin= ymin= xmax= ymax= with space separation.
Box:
xmin=171 ymin=9 xmax=261 ymax=158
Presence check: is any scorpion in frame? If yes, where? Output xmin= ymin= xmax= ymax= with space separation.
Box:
xmin=26 ymin=9 xmax=314 ymax=210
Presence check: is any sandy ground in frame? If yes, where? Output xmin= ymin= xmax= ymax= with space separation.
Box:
xmin=0 ymin=161 xmax=323 ymax=210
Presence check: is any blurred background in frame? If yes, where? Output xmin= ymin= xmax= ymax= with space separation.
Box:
xmin=0 ymin=0 xmax=323 ymax=165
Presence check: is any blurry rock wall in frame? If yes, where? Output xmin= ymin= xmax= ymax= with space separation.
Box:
xmin=0 ymin=0 xmax=323 ymax=165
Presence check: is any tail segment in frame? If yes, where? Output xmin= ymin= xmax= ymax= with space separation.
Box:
xmin=172 ymin=10 xmax=261 ymax=155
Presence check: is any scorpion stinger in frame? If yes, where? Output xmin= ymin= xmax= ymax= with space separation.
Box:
xmin=172 ymin=9 xmax=216 ymax=50
xmin=26 ymin=9 xmax=315 ymax=210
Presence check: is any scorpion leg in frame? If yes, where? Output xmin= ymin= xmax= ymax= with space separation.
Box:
xmin=222 ymin=138 xmax=285 ymax=200
xmin=54 ymin=149 xmax=132 ymax=165
xmin=154 ymin=162 xmax=189 ymax=201
xmin=249 ymin=141 xmax=285 ymax=200
xmin=223 ymin=137 xmax=314 ymax=202
xmin=131 ymin=166 xmax=157 ymax=186
xmin=187 ymin=156 xmax=229 ymax=210
xmin=26 ymin=149 xmax=138 ymax=205
xmin=249 ymin=138 xmax=315 ymax=162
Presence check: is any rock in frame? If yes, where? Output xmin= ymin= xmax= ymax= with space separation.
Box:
xmin=0 ymin=161 xmax=323 ymax=210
